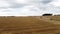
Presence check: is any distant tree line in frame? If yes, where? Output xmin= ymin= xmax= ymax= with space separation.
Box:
xmin=42 ymin=13 xmax=60 ymax=16
xmin=42 ymin=13 xmax=52 ymax=16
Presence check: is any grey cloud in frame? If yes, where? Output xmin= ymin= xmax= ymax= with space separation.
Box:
xmin=7 ymin=0 xmax=28 ymax=8
xmin=0 ymin=0 xmax=26 ymax=8
xmin=41 ymin=0 xmax=53 ymax=4
xmin=29 ymin=0 xmax=53 ymax=4
xmin=9 ymin=3 xmax=25 ymax=8
xmin=8 ymin=0 xmax=22 ymax=8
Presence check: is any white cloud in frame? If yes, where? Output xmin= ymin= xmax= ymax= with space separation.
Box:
xmin=15 ymin=0 xmax=28 ymax=3
xmin=50 ymin=0 xmax=60 ymax=6
xmin=0 ymin=0 xmax=60 ymax=16
xmin=0 ymin=0 xmax=10 ymax=7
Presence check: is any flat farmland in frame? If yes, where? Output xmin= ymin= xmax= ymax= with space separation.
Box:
xmin=0 ymin=16 xmax=60 ymax=34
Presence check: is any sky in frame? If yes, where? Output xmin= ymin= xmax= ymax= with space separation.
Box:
xmin=0 ymin=0 xmax=60 ymax=16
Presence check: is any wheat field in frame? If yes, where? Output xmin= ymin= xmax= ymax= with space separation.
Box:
xmin=0 ymin=16 xmax=60 ymax=34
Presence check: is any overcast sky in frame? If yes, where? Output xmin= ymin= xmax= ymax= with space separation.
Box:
xmin=0 ymin=0 xmax=60 ymax=16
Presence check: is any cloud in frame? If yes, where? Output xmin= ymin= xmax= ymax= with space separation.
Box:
xmin=15 ymin=0 xmax=28 ymax=3
xmin=0 ymin=0 xmax=60 ymax=16
xmin=0 ymin=0 xmax=10 ymax=8
xmin=50 ymin=0 xmax=60 ymax=6
xmin=41 ymin=0 xmax=53 ymax=4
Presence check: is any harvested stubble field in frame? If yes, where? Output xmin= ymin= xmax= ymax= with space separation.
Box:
xmin=0 ymin=16 xmax=60 ymax=34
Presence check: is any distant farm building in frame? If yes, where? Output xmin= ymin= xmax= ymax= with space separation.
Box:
xmin=42 ymin=13 xmax=52 ymax=16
